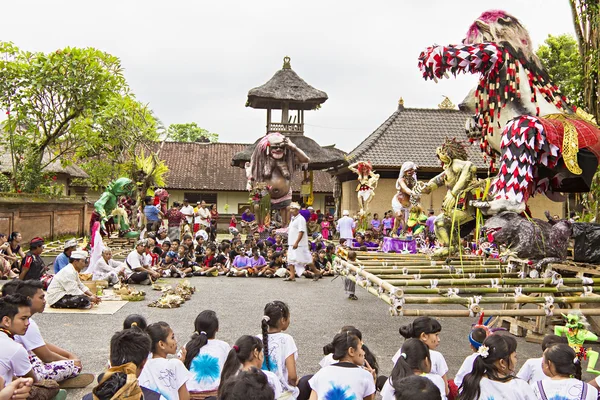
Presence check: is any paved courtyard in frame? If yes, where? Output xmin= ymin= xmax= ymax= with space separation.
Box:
xmin=30 ymin=275 xmax=599 ymax=399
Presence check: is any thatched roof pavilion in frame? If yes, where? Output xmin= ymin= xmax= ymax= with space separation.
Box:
xmin=246 ymin=56 xmax=328 ymax=111
xmin=232 ymin=56 xmax=346 ymax=171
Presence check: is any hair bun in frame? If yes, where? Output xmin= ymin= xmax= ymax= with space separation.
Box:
xmin=399 ymin=323 xmax=414 ymax=339
xmin=323 ymin=343 xmax=335 ymax=355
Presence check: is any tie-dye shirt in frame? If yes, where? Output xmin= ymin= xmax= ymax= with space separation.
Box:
xmin=258 ymin=332 xmax=299 ymax=398
xmin=186 ymin=339 xmax=231 ymax=393
xmin=308 ymin=363 xmax=375 ymax=400
xmin=138 ymin=357 xmax=192 ymax=400
xmin=476 ymin=377 xmax=536 ymax=400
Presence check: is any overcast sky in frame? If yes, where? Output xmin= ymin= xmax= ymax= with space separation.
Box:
xmin=2 ymin=0 xmax=575 ymax=152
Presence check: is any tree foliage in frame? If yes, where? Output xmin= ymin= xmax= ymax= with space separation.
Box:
xmin=166 ymin=122 xmax=218 ymax=143
xmin=0 ymin=42 xmax=163 ymax=193
xmin=569 ymin=0 xmax=600 ymax=122
xmin=536 ymin=34 xmax=585 ymax=108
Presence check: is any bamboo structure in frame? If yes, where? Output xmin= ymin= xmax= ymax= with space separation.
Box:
xmin=336 ymin=253 xmax=600 ymax=336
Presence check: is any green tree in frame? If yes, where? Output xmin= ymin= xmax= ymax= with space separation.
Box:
xmin=166 ymin=122 xmax=218 ymax=143
xmin=73 ymin=94 xmax=161 ymax=190
xmin=0 ymin=42 xmax=126 ymax=192
xmin=536 ymin=34 xmax=585 ymax=108
xmin=570 ymin=0 xmax=600 ymax=122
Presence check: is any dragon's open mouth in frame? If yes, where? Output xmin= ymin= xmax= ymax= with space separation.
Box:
xmin=485 ymin=227 xmax=502 ymax=242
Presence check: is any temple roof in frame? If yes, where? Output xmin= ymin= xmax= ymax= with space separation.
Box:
xmin=246 ymin=57 xmax=328 ymax=110
xmin=346 ymin=103 xmax=488 ymax=170
xmin=150 ymin=142 xmax=336 ymax=192
xmin=231 ymin=135 xmax=347 ymax=170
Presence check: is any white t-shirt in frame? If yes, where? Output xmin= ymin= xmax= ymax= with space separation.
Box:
xmin=319 ymin=354 xmax=335 ymax=369
xmin=454 ymin=353 xmax=478 ymax=388
xmin=263 ymin=369 xmax=283 ymax=399
xmin=0 ymin=332 xmax=32 ymax=386
xmin=138 ymin=357 xmax=192 ymax=400
xmin=381 ymin=373 xmax=447 ymax=400
xmin=180 ymin=205 xmax=194 ymax=224
xmin=309 ymin=364 xmax=375 ymax=400
xmin=517 ymin=357 xmax=548 ymax=384
xmin=186 ymin=339 xmax=230 ymax=393
xmin=126 ymin=250 xmax=145 ymax=272
xmin=258 ymin=332 xmax=299 ymax=397
xmin=532 ymin=378 xmax=598 ymax=400
xmin=477 ymin=377 xmax=536 ymax=399
xmin=14 ymin=319 xmax=45 ymax=354
xmin=392 ymin=348 xmax=448 ymax=376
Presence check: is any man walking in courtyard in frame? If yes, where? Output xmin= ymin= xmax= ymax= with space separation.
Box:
xmin=286 ymin=202 xmax=321 ymax=281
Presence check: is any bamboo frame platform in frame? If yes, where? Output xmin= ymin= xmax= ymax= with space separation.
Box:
xmin=335 ymin=251 xmax=600 ymax=337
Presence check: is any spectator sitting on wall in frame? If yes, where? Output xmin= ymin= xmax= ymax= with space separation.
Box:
xmin=54 ymin=239 xmax=77 ymax=274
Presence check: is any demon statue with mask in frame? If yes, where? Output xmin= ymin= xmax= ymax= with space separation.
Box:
xmin=418 ymin=10 xmax=600 ymax=215
xmin=247 ymin=132 xmax=310 ymax=226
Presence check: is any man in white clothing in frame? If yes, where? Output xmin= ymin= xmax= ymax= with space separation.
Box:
xmin=92 ymin=248 xmax=125 ymax=285
xmin=286 ymin=202 xmax=321 ymax=281
xmin=180 ymin=199 xmax=195 ymax=235
xmin=46 ymin=250 xmax=101 ymax=309
xmin=336 ymin=210 xmax=356 ymax=240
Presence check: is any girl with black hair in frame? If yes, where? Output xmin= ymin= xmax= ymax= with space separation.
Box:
xmin=396 ymin=317 xmax=449 ymax=393
xmin=458 ymin=334 xmax=536 ymax=400
xmin=139 ymin=322 xmax=191 ymax=400
xmin=381 ymin=338 xmax=447 ymax=400
xmin=259 ymin=300 xmax=298 ymax=398
xmin=308 ymin=331 xmax=376 ymax=400
xmin=532 ymin=343 xmax=597 ymax=399
xmin=123 ymin=314 xmax=148 ymax=330
xmin=184 ymin=310 xmax=230 ymax=398
xmin=517 ymin=333 xmax=567 ymax=384
xmin=218 ymin=335 xmax=282 ymax=399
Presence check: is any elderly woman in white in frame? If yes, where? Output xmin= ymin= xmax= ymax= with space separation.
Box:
xmin=92 ymin=248 xmax=125 ymax=285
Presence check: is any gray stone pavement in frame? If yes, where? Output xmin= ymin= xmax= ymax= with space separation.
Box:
xmin=28 ymin=276 xmax=600 ymax=399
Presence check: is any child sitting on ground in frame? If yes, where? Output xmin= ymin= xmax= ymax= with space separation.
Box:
xmin=459 ymin=334 xmax=535 ymax=400
xmin=397 ymin=317 xmax=448 ymax=395
xmin=394 ymin=375 xmax=442 ymax=400
xmin=453 ymin=326 xmax=490 ymax=389
xmin=532 ymin=343 xmax=597 ymax=399
xmin=382 ymin=338 xmax=446 ymax=400
xmin=84 ymin=329 xmax=160 ymax=400
xmin=228 ymin=246 xmax=254 ymax=277
xmin=139 ymin=322 xmax=191 ymax=400
xmin=199 ymin=245 xmax=219 ymax=277
xmin=259 ymin=301 xmax=298 ymax=399
xmin=516 ymin=334 xmax=567 ymax=384
xmin=314 ymin=250 xmax=334 ymax=276
xmin=219 ymin=335 xmax=282 ymax=399
xmin=308 ymin=331 xmax=376 ymax=400
xmin=184 ymin=310 xmax=231 ymax=398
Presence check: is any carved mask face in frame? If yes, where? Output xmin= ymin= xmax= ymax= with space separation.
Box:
xmin=436 ymin=147 xmax=451 ymax=165
xmin=268 ymin=136 xmax=286 ymax=160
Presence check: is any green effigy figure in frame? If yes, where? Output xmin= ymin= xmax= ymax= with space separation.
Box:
xmin=90 ymin=177 xmax=139 ymax=238
xmin=554 ymin=311 xmax=600 ymax=374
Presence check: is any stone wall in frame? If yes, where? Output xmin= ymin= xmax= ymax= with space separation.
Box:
xmin=0 ymin=195 xmax=88 ymax=243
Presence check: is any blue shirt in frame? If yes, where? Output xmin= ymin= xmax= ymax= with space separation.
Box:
xmin=144 ymin=205 xmax=161 ymax=222
xmin=54 ymin=252 xmax=70 ymax=274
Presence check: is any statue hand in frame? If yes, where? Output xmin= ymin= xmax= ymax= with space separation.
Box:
xmin=442 ymin=193 xmax=456 ymax=211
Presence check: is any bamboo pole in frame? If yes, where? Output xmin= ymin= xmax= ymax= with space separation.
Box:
xmin=400 ymin=286 xmax=600 ymax=295
xmin=363 ymin=267 xmax=509 ymax=274
xmin=377 ymin=273 xmax=521 ymax=280
xmin=355 ymin=260 xmax=501 ymax=267
xmin=385 ymin=308 xmax=600 ymax=317
xmin=386 ymin=277 xmax=598 ymax=287
xmin=399 ymin=296 xmax=600 ymax=305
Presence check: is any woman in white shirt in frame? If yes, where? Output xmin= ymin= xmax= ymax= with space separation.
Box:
xmin=308 ymin=331 xmax=376 ymax=400
xmin=532 ymin=343 xmax=597 ymax=400
xmin=459 ymin=334 xmax=536 ymax=400
xmin=218 ymin=335 xmax=282 ymax=399
xmin=381 ymin=338 xmax=447 ymax=400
